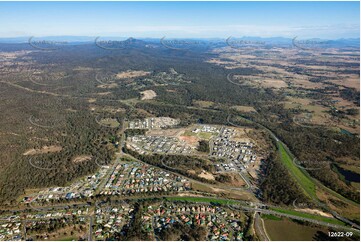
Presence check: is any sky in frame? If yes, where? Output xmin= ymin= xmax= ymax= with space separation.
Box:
xmin=0 ymin=1 xmax=359 ymax=39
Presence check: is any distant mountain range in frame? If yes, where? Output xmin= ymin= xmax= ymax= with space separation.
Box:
xmin=0 ymin=36 xmax=359 ymax=48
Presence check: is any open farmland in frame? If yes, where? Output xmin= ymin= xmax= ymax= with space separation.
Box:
xmin=0 ymin=3 xmax=359 ymax=239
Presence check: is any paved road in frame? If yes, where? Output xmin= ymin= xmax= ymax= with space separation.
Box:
xmin=237 ymin=170 xmax=253 ymax=191
xmin=12 ymin=191 xmax=361 ymax=233
xmin=93 ymin=193 xmax=359 ymax=233
xmin=254 ymin=213 xmax=270 ymax=241
xmin=230 ymin=204 xmax=359 ymax=233
xmin=27 ymin=201 xmax=90 ymax=213
xmin=88 ymin=216 xmax=93 ymax=241
xmin=19 ymin=146 xmax=360 ymax=237
xmin=6 ymin=108 xmax=357 ymax=240
xmin=133 ymin=153 xmax=255 ymax=199
xmin=227 ymin=114 xmax=360 ymax=230
xmin=3 ymin=193 xmax=359 ymax=242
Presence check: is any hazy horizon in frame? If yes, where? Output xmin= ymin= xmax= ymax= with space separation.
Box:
xmin=0 ymin=35 xmax=360 ymax=41
xmin=0 ymin=1 xmax=359 ymax=39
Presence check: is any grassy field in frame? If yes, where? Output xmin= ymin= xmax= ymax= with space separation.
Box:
xmin=236 ymin=113 xmax=358 ymax=210
xmin=264 ymin=217 xmax=329 ymax=241
xmin=183 ymin=129 xmax=216 ymax=140
xmin=278 ymin=141 xmax=359 ymax=209
xmin=183 ymin=130 xmax=197 ymax=137
xmin=278 ymin=139 xmax=359 ymax=210
xmin=271 ymin=207 xmax=345 ymax=226
xmin=198 ymin=132 xmax=214 ymax=139
xmin=277 ymin=142 xmax=316 ymax=199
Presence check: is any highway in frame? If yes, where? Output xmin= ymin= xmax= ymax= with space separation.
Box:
xmin=3 ymin=191 xmax=359 ymax=241
xmin=228 ymin=204 xmax=359 ymax=233
xmin=226 ymin=114 xmax=360 ymax=230
xmin=10 ymin=192 xmax=360 ymax=234
xmin=6 ymin=107 xmax=357 ymax=241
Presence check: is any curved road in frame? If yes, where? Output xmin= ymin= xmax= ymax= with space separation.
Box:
xmin=227 ymin=114 xmax=360 ymax=230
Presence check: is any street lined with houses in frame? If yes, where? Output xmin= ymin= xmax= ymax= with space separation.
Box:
xmin=1 ymin=117 xmax=358 ymax=241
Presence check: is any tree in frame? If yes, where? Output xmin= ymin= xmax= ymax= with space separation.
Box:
xmin=197 ymin=140 xmax=210 ymax=153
